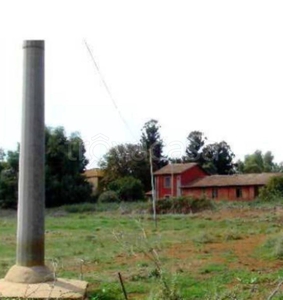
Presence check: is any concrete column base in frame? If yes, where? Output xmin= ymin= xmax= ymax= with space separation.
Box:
xmin=0 ymin=278 xmax=88 ymax=299
xmin=4 ymin=265 xmax=54 ymax=284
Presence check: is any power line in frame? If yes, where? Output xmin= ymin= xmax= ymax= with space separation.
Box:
xmin=84 ymin=40 xmax=138 ymax=142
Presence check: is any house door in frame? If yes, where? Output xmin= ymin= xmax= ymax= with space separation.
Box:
xmin=254 ymin=186 xmax=260 ymax=198
xmin=177 ymin=176 xmax=181 ymax=197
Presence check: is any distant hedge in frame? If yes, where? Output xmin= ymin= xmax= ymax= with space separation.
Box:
xmin=152 ymin=196 xmax=213 ymax=214
xmin=108 ymin=176 xmax=144 ymax=201
xmin=98 ymin=191 xmax=120 ymax=203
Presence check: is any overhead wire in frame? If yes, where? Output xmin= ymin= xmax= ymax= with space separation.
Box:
xmin=84 ymin=39 xmax=138 ymax=142
xmin=84 ymin=40 xmax=158 ymax=218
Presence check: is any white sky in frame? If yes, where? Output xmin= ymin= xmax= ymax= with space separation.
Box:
xmin=1 ymin=1 xmax=283 ymax=168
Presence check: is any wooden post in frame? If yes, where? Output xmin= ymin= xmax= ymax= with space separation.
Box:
xmin=149 ymin=148 xmax=157 ymax=229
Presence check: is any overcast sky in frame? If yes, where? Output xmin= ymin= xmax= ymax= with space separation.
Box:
xmin=1 ymin=1 xmax=283 ymax=168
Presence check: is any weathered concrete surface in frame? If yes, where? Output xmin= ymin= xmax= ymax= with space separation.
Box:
xmin=4 ymin=265 xmax=54 ymax=283
xmin=17 ymin=40 xmax=46 ymax=267
xmin=0 ymin=278 xmax=88 ymax=299
xmin=4 ymin=40 xmax=53 ymax=283
xmin=2 ymin=41 xmax=88 ymax=294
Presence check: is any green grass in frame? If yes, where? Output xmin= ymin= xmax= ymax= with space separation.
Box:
xmin=1 ymin=201 xmax=283 ymax=299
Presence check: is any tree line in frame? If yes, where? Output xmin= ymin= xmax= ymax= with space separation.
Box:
xmin=98 ymin=121 xmax=283 ymax=202
xmin=0 ymin=127 xmax=92 ymax=208
xmin=1 ymin=120 xmax=282 ymax=207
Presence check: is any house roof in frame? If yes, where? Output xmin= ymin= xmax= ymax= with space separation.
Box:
xmin=182 ymin=173 xmax=283 ymax=188
xmin=84 ymin=168 xmax=104 ymax=178
xmin=154 ymin=163 xmax=198 ymax=175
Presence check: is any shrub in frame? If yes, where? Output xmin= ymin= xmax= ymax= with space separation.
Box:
xmin=259 ymin=175 xmax=283 ymax=201
xmin=274 ymin=237 xmax=283 ymax=259
xmin=262 ymin=235 xmax=283 ymax=260
xmin=154 ymin=196 xmax=213 ymax=214
xmin=64 ymin=202 xmax=96 ymax=213
xmin=98 ymin=191 xmax=120 ymax=203
xmin=108 ymin=176 xmax=144 ymax=201
xmin=0 ymin=169 xmax=18 ymax=208
xmin=193 ymin=232 xmax=216 ymax=244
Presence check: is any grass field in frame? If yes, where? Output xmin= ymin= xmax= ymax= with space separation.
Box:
xmin=1 ymin=201 xmax=283 ymax=299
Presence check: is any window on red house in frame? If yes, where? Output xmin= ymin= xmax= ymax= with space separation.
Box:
xmin=212 ymin=188 xmax=218 ymax=199
xmin=164 ymin=176 xmax=171 ymax=188
xmin=236 ymin=187 xmax=242 ymax=199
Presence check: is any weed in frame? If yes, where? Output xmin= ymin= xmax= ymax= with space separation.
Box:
xmin=113 ymin=220 xmax=183 ymax=299
xmin=149 ymin=273 xmax=182 ymax=300
xmin=260 ymin=235 xmax=283 ymax=260
xmin=200 ymin=263 xmax=227 ymax=275
xmin=274 ymin=237 xmax=283 ymax=259
xmin=2 ymin=202 xmax=283 ymax=299
xmin=192 ymin=232 xmax=217 ymax=244
xmin=89 ymin=286 xmax=124 ymax=300
xmin=222 ymin=229 xmax=243 ymax=241
xmin=154 ymin=196 xmax=213 ymax=214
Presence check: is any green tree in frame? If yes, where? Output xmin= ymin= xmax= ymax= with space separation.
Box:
xmin=0 ymin=148 xmax=6 ymax=173
xmin=108 ymin=176 xmax=144 ymax=201
xmin=237 ymin=150 xmax=280 ymax=174
xmin=0 ymin=148 xmax=5 ymax=161
xmin=140 ymin=119 xmax=167 ymax=169
xmin=0 ymin=147 xmax=19 ymax=208
xmin=243 ymin=150 xmax=264 ymax=173
xmin=45 ymin=127 xmax=92 ymax=207
xmin=185 ymin=131 xmax=206 ymax=163
xmin=259 ymin=175 xmax=283 ymax=200
xmin=99 ymin=143 xmax=149 ymax=188
xmin=202 ymin=141 xmax=235 ymax=174
xmin=184 ymin=131 xmax=235 ymax=174
xmin=235 ymin=159 xmax=245 ymax=173
xmin=273 ymin=162 xmax=283 ymax=172
xmin=0 ymin=127 xmax=92 ymax=208
xmin=6 ymin=145 xmax=20 ymax=173
xmin=263 ymin=151 xmax=275 ymax=172
xmin=140 ymin=119 xmax=168 ymax=190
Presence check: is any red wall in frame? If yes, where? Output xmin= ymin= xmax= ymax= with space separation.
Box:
xmin=181 ymin=165 xmax=207 ymax=186
xmin=155 ymin=165 xmax=207 ymax=199
xmin=155 ymin=163 xmax=264 ymax=201
xmin=182 ymin=186 xmax=259 ymax=201
xmin=155 ymin=174 xmax=178 ymax=199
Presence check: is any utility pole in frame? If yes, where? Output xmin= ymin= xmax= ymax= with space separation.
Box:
xmin=5 ymin=41 xmax=53 ymax=283
xmin=149 ymin=148 xmax=157 ymax=229
xmin=1 ymin=40 xmax=87 ymax=299
xmin=170 ymin=161 xmax=174 ymax=197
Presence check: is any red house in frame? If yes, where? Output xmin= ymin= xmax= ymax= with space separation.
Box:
xmin=154 ymin=163 xmax=208 ymax=199
xmin=154 ymin=163 xmax=282 ymax=201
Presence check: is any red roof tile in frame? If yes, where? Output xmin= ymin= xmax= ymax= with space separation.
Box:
xmin=183 ymin=173 xmax=283 ymax=188
xmin=154 ymin=163 xmax=198 ymax=175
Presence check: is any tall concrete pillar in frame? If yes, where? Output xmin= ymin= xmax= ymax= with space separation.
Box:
xmin=5 ymin=41 xmax=53 ymax=283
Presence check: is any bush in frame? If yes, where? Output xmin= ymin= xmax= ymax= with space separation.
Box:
xmin=0 ymin=169 xmax=18 ymax=209
xmin=98 ymin=191 xmax=120 ymax=203
xmin=274 ymin=237 xmax=283 ymax=259
xmin=108 ymin=176 xmax=144 ymax=201
xmin=259 ymin=175 xmax=283 ymax=201
xmin=64 ymin=202 xmax=96 ymax=213
xmin=153 ymin=196 xmax=213 ymax=214
xmin=262 ymin=235 xmax=283 ymax=260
